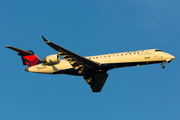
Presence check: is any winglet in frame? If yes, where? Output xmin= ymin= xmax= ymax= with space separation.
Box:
xmin=42 ymin=36 xmax=50 ymax=43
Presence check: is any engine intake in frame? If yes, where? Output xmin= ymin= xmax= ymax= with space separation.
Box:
xmin=41 ymin=54 xmax=60 ymax=65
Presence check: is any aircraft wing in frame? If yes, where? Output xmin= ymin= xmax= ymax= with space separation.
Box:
xmin=42 ymin=36 xmax=108 ymax=92
xmin=42 ymin=36 xmax=100 ymax=72
xmin=90 ymin=72 xmax=108 ymax=92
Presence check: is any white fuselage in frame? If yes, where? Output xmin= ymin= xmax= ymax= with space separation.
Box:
xmin=27 ymin=49 xmax=175 ymax=75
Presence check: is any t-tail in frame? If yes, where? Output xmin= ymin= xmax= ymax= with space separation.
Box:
xmin=5 ymin=46 xmax=41 ymax=67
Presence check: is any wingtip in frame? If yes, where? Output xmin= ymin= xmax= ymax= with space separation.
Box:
xmin=5 ymin=46 xmax=11 ymax=48
xmin=42 ymin=36 xmax=50 ymax=43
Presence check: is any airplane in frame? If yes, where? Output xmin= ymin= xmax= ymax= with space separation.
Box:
xmin=5 ymin=36 xmax=175 ymax=92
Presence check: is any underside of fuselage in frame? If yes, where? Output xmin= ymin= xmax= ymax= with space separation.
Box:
xmin=53 ymin=60 xmax=164 ymax=76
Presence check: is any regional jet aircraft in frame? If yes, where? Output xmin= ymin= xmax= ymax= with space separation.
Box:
xmin=5 ymin=36 xmax=175 ymax=92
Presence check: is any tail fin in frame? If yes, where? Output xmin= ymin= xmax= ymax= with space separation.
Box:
xmin=5 ymin=46 xmax=41 ymax=67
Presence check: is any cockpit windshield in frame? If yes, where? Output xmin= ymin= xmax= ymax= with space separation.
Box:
xmin=155 ymin=50 xmax=164 ymax=52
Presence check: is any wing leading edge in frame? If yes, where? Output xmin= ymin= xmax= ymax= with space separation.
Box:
xmin=42 ymin=36 xmax=108 ymax=92
xmin=42 ymin=36 xmax=100 ymax=72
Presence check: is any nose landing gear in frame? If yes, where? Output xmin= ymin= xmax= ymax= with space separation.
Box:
xmin=161 ymin=62 xmax=165 ymax=69
xmin=161 ymin=64 xmax=165 ymax=69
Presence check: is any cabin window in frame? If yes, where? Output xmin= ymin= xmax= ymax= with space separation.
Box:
xmin=96 ymin=57 xmax=98 ymax=59
xmin=121 ymin=54 xmax=123 ymax=56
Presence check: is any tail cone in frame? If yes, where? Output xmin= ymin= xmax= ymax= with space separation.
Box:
xmin=25 ymin=68 xmax=29 ymax=71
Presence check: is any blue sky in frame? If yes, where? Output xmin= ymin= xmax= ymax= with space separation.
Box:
xmin=1 ymin=0 xmax=180 ymax=120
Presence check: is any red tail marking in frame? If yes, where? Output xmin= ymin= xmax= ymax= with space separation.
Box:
xmin=23 ymin=55 xmax=40 ymax=67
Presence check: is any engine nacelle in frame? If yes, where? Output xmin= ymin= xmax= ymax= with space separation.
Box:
xmin=41 ymin=54 xmax=60 ymax=65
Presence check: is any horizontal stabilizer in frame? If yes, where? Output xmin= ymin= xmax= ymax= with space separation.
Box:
xmin=5 ymin=46 xmax=41 ymax=67
xmin=5 ymin=46 xmax=32 ymax=55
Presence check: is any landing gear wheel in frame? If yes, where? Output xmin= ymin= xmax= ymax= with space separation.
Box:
xmin=162 ymin=64 xmax=165 ymax=69
xmin=78 ymin=69 xmax=83 ymax=74
xmin=86 ymin=79 xmax=92 ymax=84
xmin=78 ymin=68 xmax=84 ymax=75
xmin=83 ymin=76 xmax=93 ymax=85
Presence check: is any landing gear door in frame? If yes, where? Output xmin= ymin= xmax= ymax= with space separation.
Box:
xmin=144 ymin=53 xmax=150 ymax=59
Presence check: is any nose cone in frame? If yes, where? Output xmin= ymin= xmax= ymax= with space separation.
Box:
xmin=25 ymin=68 xmax=29 ymax=71
xmin=171 ymin=55 xmax=175 ymax=60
